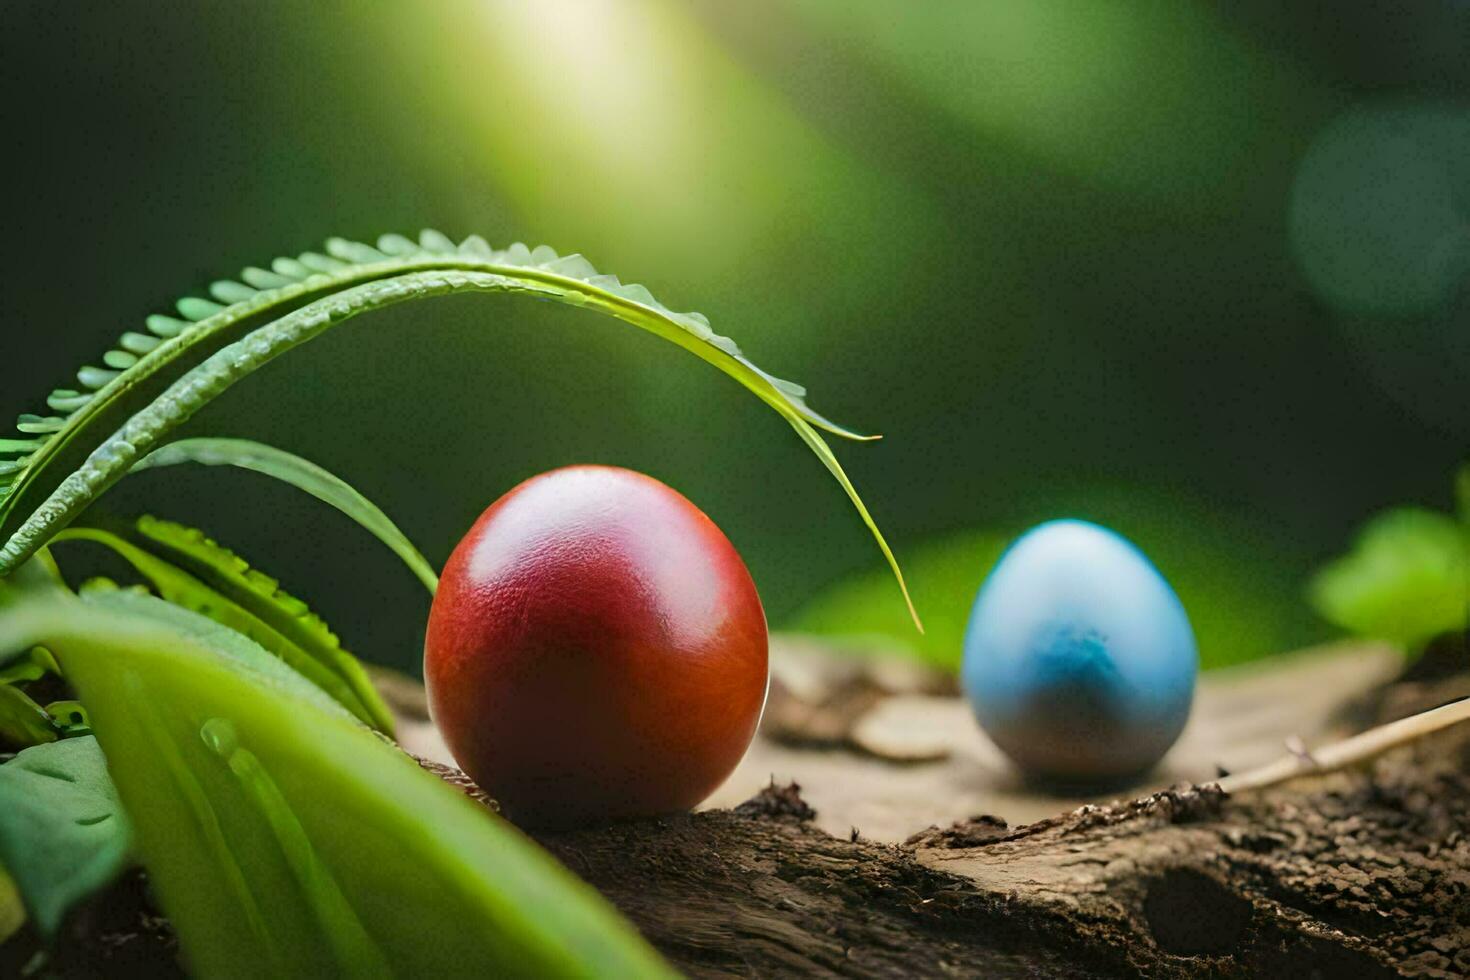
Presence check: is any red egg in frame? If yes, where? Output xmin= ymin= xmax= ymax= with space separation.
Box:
xmin=424 ymin=465 xmax=769 ymax=828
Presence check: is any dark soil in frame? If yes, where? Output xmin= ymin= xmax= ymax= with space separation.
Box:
xmin=0 ymin=871 xmax=180 ymax=980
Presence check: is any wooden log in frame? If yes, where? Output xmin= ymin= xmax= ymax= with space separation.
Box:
xmin=11 ymin=641 xmax=1468 ymax=977
xmin=527 ymin=719 xmax=1467 ymax=977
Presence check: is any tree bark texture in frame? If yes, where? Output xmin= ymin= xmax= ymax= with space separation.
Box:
xmin=9 ymin=641 xmax=1468 ymax=978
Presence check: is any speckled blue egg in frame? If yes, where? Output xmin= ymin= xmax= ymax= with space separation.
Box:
xmin=961 ymin=519 xmax=1197 ymax=783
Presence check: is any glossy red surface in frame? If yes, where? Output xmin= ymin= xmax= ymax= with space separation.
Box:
xmin=424 ymin=466 xmax=769 ymax=827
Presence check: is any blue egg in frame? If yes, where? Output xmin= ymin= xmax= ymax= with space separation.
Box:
xmin=961 ymin=519 xmax=1197 ymax=783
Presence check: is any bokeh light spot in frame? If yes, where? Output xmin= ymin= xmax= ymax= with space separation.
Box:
xmin=1290 ymin=102 xmax=1470 ymax=318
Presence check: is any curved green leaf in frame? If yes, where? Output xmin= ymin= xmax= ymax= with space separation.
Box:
xmin=791 ymin=529 xmax=1010 ymax=671
xmin=0 ymin=587 xmax=672 ymax=978
xmin=0 ymin=735 xmax=133 ymax=937
xmin=0 ymin=231 xmax=913 ymax=626
xmin=50 ymin=522 xmax=393 ymax=733
xmin=131 ymin=438 xmax=438 ymax=594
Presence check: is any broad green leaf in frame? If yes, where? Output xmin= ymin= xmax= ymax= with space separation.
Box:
xmin=51 ymin=523 xmax=392 ymax=733
xmin=0 ymin=232 xmax=915 ymax=628
xmin=0 ymin=735 xmax=133 ymax=937
xmin=0 ymin=587 xmax=672 ymax=978
xmin=1310 ymin=507 xmax=1469 ymax=650
xmin=131 ymin=438 xmax=438 ymax=594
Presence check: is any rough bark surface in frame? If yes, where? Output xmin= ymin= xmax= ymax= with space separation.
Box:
xmin=534 ymin=657 xmax=1470 ymax=978
xmin=8 ymin=650 xmax=1468 ymax=978
xmin=529 ymin=730 xmax=1468 ymax=978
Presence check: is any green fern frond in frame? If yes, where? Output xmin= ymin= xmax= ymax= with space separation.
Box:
xmin=131 ymin=516 xmax=393 ymax=732
xmin=51 ymin=518 xmax=394 ymax=733
xmin=0 ymin=231 xmax=916 ymax=627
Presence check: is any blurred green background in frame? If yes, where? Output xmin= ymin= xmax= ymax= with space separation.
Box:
xmin=3 ymin=1 xmax=1466 ymax=674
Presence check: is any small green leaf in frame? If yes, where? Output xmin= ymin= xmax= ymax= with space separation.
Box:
xmin=44 ymin=700 xmax=92 ymax=737
xmin=1310 ymin=508 xmax=1469 ymax=650
xmin=0 ymin=588 xmax=672 ymax=977
xmin=131 ymin=438 xmax=438 ymax=594
xmin=0 ymin=645 xmax=56 ymax=686
xmin=0 ymin=735 xmax=133 ymax=937
xmin=0 ymin=645 xmax=63 ymax=748
xmin=0 ymin=683 xmax=58 ymax=747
